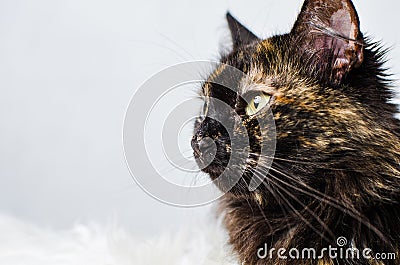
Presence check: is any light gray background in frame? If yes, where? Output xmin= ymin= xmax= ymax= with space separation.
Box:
xmin=0 ymin=0 xmax=399 ymax=237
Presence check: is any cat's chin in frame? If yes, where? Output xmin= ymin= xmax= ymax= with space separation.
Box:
xmin=204 ymin=169 xmax=256 ymax=196
xmin=195 ymin=156 xmax=230 ymax=181
xmin=198 ymin=158 xmax=262 ymax=195
xmin=201 ymin=166 xmax=226 ymax=181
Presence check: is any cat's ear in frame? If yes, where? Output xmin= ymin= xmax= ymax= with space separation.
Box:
xmin=226 ymin=12 xmax=259 ymax=49
xmin=291 ymin=0 xmax=364 ymax=82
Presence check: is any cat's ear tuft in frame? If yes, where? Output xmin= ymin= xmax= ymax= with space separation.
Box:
xmin=291 ymin=0 xmax=364 ymax=82
xmin=226 ymin=12 xmax=259 ymax=50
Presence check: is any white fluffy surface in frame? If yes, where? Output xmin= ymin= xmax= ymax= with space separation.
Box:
xmin=0 ymin=214 xmax=238 ymax=265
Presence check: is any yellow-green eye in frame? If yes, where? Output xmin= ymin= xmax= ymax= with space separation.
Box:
xmin=245 ymin=93 xmax=271 ymax=116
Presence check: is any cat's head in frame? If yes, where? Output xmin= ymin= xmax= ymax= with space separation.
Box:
xmin=191 ymin=0 xmax=399 ymax=202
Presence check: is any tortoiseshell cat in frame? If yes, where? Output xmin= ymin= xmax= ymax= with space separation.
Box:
xmin=191 ymin=0 xmax=400 ymax=264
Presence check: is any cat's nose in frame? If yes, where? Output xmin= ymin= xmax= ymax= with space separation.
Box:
xmin=191 ymin=135 xmax=215 ymax=158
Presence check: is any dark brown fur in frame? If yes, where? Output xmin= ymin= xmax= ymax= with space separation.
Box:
xmin=191 ymin=1 xmax=400 ymax=264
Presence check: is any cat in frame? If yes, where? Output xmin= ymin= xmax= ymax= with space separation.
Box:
xmin=191 ymin=0 xmax=400 ymax=264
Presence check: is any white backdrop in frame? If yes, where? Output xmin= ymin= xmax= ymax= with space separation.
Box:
xmin=0 ymin=0 xmax=399 ymax=238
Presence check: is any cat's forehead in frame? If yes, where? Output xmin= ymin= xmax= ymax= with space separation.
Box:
xmin=203 ymin=39 xmax=280 ymax=98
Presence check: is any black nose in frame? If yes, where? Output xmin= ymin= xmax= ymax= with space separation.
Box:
xmin=191 ymin=135 xmax=215 ymax=158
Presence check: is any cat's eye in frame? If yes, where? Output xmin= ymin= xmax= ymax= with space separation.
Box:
xmin=245 ymin=93 xmax=271 ymax=116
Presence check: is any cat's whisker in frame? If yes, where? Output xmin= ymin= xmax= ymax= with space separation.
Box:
xmin=158 ymin=159 xmax=198 ymax=176
xmin=265 ymin=165 xmax=388 ymax=243
xmin=253 ymin=166 xmax=335 ymax=241
xmin=250 ymin=170 xmax=295 ymax=232
xmin=248 ymin=151 xmax=353 ymax=171
xmin=156 ymin=32 xmax=200 ymax=61
xmin=269 ymin=181 xmax=332 ymax=243
xmin=267 ymin=179 xmax=334 ymax=240
xmin=129 ymin=39 xmax=192 ymax=63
